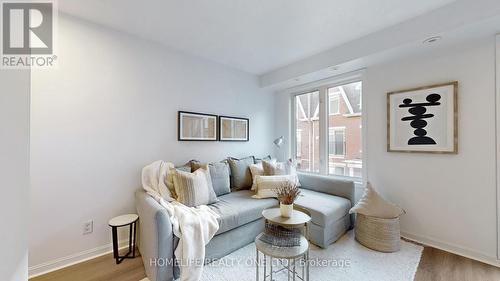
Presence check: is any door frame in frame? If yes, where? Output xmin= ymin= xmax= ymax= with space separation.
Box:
xmin=496 ymin=34 xmax=500 ymax=260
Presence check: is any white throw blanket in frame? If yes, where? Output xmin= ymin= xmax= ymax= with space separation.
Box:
xmin=142 ymin=161 xmax=220 ymax=281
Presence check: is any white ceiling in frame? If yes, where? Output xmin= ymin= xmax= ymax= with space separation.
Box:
xmin=261 ymin=0 xmax=500 ymax=88
xmin=58 ymin=0 xmax=456 ymax=75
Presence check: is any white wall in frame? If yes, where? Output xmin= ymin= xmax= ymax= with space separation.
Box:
xmin=29 ymin=15 xmax=275 ymax=274
xmin=275 ymin=38 xmax=499 ymax=265
xmin=0 ymin=69 xmax=30 ymax=281
xmin=365 ymin=39 xmax=497 ymax=264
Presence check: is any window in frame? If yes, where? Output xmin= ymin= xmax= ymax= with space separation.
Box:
xmin=293 ymin=80 xmax=362 ymax=180
xmin=329 ymin=93 xmax=340 ymax=115
xmin=335 ymin=166 xmax=345 ymax=175
xmin=329 ymin=128 xmax=345 ymax=157
xmin=294 ymin=91 xmax=320 ymax=173
xmin=329 ymin=163 xmax=346 ymax=176
xmin=351 ymin=167 xmax=362 ymax=178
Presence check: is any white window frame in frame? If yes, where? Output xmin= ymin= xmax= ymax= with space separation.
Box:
xmin=289 ymin=71 xmax=365 ymax=183
xmin=292 ymin=90 xmax=320 ymax=173
xmin=296 ymin=129 xmax=302 ymax=157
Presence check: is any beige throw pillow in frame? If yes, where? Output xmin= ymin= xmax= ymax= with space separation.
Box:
xmin=191 ymin=161 xmax=231 ymax=196
xmin=349 ymin=182 xmax=405 ymax=219
xmin=249 ymin=159 xmax=277 ymax=191
xmin=262 ymin=159 xmax=300 ymax=187
xmin=249 ymin=163 xmax=263 ymax=191
xmin=262 ymin=159 xmax=279 ymax=175
xmin=252 ymin=175 xmax=295 ymax=199
xmin=172 ymin=167 xmax=218 ymax=207
xmin=165 ymin=167 xmax=177 ymax=199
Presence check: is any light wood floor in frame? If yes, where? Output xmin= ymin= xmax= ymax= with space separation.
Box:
xmin=31 ymin=246 xmax=500 ymax=281
xmin=30 ymin=248 xmax=146 ymax=281
xmin=414 ymin=247 xmax=500 ymax=281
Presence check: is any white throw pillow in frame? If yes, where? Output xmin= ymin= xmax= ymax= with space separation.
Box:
xmin=349 ymin=182 xmax=405 ymax=219
xmin=252 ymin=175 xmax=295 ymax=199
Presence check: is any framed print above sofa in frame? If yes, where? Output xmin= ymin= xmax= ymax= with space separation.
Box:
xmin=178 ymin=111 xmax=218 ymax=141
xmin=219 ymin=116 xmax=249 ymax=142
xmin=387 ymin=81 xmax=458 ymax=154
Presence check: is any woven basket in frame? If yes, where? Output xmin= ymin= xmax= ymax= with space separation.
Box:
xmin=354 ymin=214 xmax=401 ymax=252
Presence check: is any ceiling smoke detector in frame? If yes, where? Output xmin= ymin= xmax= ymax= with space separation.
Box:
xmin=423 ymin=36 xmax=442 ymax=44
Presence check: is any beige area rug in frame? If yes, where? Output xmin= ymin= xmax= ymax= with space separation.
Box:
xmin=140 ymin=230 xmax=423 ymax=281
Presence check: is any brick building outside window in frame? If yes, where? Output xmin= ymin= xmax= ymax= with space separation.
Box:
xmin=295 ymin=81 xmax=362 ymax=178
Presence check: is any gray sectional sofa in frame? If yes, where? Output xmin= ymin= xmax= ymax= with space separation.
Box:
xmin=135 ymin=172 xmax=355 ymax=281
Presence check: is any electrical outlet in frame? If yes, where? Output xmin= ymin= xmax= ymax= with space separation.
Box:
xmin=83 ymin=220 xmax=93 ymax=235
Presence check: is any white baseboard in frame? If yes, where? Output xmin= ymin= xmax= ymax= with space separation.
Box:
xmin=401 ymin=231 xmax=500 ymax=268
xmin=28 ymin=239 xmax=132 ymax=278
xmin=29 ymin=231 xmax=500 ymax=278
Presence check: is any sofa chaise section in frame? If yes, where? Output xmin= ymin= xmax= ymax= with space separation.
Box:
xmin=296 ymin=173 xmax=355 ymax=248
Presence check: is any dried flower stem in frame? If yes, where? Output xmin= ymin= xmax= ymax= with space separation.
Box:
xmin=275 ymin=181 xmax=300 ymax=205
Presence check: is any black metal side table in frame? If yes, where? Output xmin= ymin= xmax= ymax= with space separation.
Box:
xmin=108 ymin=214 xmax=138 ymax=264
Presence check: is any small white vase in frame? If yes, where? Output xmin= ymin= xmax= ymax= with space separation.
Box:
xmin=280 ymin=203 xmax=293 ymax=218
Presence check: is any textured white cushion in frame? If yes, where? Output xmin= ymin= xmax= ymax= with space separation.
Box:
xmin=252 ymin=175 xmax=295 ymax=199
xmin=249 ymin=163 xmax=263 ymax=191
xmin=349 ymin=182 xmax=405 ymax=219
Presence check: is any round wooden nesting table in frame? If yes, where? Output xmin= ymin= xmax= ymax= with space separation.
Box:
xmin=262 ymin=208 xmax=311 ymax=228
xmin=256 ymin=208 xmax=311 ymax=281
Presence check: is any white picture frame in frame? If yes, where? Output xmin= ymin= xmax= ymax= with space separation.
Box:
xmin=387 ymin=82 xmax=458 ymax=154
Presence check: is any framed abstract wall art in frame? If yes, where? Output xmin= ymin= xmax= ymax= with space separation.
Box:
xmin=178 ymin=111 xmax=218 ymax=141
xmin=387 ymin=82 xmax=458 ymax=154
xmin=219 ymin=116 xmax=249 ymax=142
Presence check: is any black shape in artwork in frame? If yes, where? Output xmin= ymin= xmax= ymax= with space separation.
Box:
xmin=399 ymin=93 xmax=441 ymax=145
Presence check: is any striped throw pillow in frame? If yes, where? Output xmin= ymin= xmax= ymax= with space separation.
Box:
xmin=252 ymin=175 xmax=295 ymax=199
xmin=172 ymin=167 xmax=218 ymax=207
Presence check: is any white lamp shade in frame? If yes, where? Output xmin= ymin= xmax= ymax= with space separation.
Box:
xmin=273 ymin=136 xmax=284 ymax=148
